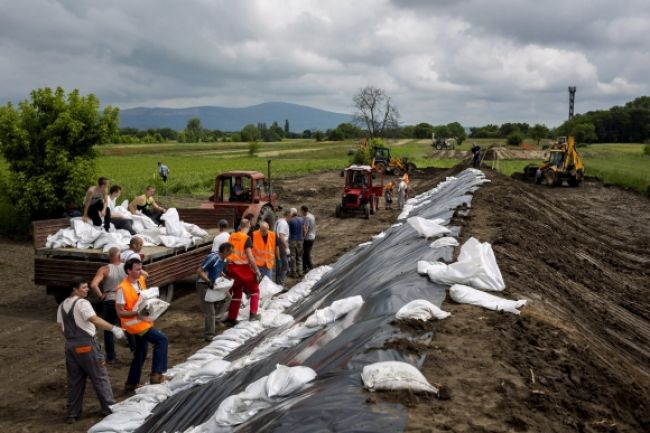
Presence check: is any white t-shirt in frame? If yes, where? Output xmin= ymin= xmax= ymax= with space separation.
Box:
xmin=211 ymin=231 xmax=231 ymax=252
xmin=115 ymin=279 xmax=142 ymax=305
xmin=275 ymin=218 xmax=290 ymax=252
xmin=57 ymin=296 xmax=97 ymax=336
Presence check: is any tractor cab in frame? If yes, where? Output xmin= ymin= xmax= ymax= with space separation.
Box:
xmin=335 ymin=165 xmax=384 ymax=219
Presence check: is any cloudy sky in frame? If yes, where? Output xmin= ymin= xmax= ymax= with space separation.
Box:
xmin=0 ymin=0 xmax=648 ymax=127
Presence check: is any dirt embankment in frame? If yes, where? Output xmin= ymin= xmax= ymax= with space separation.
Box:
xmin=1 ymin=167 xmax=648 ymax=433
xmin=392 ymin=170 xmax=650 ymax=433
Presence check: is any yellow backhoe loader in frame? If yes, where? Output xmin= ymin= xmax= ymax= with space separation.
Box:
xmin=524 ymin=136 xmax=585 ymax=186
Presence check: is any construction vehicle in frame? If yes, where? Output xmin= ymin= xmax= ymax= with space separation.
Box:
xmin=202 ymin=160 xmax=280 ymax=228
xmin=431 ymin=133 xmax=457 ymax=150
xmin=335 ymin=165 xmax=384 ymax=219
xmin=523 ymin=136 xmax=585 ymax=186
xmin=371 ymin=146 xmax=416 ymax=176
xmin=33 ymin=208 xmax=235 ymax=304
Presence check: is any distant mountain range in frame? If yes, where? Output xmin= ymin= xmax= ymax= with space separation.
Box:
xmin=119 ymin=102 xmax=354 ymax=132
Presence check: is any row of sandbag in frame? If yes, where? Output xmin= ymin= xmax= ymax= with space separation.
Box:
xmin=89 ymin=266 xmax=347 ymax=433
xmin=45 ymin=207 xmax=208 ymax=251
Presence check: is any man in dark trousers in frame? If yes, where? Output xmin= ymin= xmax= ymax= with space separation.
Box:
xmin=57 ymin=277 xmax=125 ymax=423
xmin=301 ymin=205 xmax=316 ymax=274
xmin=116 ymin=258 xmax=169 ymax=392
xmin=471 ymin=143 xmax=481 ymax=169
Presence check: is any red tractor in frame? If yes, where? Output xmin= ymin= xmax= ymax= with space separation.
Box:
xmin=335 ymin=165 xmax=384 ymax=219
xmin=202 ymin=162 xmax=279 ymax=228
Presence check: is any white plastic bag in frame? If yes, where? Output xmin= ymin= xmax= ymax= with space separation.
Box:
xmin=396 ymin=300 xmax=451 ymax=320
xmin=449 ymin=284 xmax=527 ymax=315
xmin=140 ymin=298 xmax=169 ymax=321
xmin=407 ymin=216 xmax=451 ymax=238
xmin=361 ymin=361 xmax=438 ymax=393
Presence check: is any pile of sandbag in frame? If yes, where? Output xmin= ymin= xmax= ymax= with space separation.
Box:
xmin=45 ymin=206 xmax=208 ymax=252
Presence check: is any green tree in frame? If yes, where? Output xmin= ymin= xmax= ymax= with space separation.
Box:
xmin=414 ymin=122 xmax=435 ymax=139
xmin=302 ymin=129 xmax=312 ymax=139
xmin=184 ymin=117 xmax=202 ymax=142
xmin=571 ymin=122 xmax=598 ymax=143
xmin=400 ymin=125 xmax=415 ymax=138
xmin=446 ymin=122 xmax=467 ymax=145
xmin=241 ymin=124 xmax=260 ymax=142
xmin=529 ymin=123 xmax=549 ymax=146
xmin=313 ymin=130 xmax=324 ymax=142
xmin=0 ymin=87 xmax=118 ymax=220
xmin=284 ymin=119 xmax=290 ymax=135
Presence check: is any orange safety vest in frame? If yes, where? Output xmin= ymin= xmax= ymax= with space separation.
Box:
xmin=117 ymin=276 xmax=152 ymax=335
xmin=252 ymin=230 xmax=276 ymax=269
xmin=227 ymin=231 xmax=250 ymax=265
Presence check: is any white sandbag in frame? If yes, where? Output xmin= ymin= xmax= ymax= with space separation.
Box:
xmin=88 ymin=413 xmax=143 ymax=433
xmin=72 ymin=219 xmax=103 ymax=244
xmin=304 ymin=295 xmax=363 ymax=328
xmin=205 ymin=277 xmax=232 ymax=302
xmin=196 ymin=359 xmax=231 ymax=377
xmin=449 ymin=284 xmax=527 ymax=315
xmin=159 ymin=235 xmax=194 ymax=248
xmin=140 ymin=286 xmax=159 ymax=300
xmin=417 ymin=260 xmax=446 ymax=275
xmin=265 ymin=364 xmax=317 ymax=397
xmin=160 ymin=208 xmax=187 ymax=237
xmin=407 ymin=216 xmax=451 ymax=238
xmin=260 ymin=310 xmax=294 ymax=328
xmin=134 ymin=383 xmax=172 ymax=397
xmin=396 ymin=300 xmax=451 ymax=320
xmin=424 ymin=237 xmax=505 ymax=291
xmin=214 ymin=364 xmax=316 ymax=426
xmin=183 ymin=222 xmax=209 ymax=238
xmin=259 ymin=276 xmax=283 ymax=300
xmin=361 ymin=361 xmax=438 ymax=393
xmin=140 ymin=298 xmax=169 ymax=321
xmin=397 ymin=204 xmax=413 ymax=220
xmin=429 ymin=236 xmax=459 ymax=248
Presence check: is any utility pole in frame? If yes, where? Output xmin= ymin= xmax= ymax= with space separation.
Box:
xmin=568 ymin=86 xmax=576 ymax=119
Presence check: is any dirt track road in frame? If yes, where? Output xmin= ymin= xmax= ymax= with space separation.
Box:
xmin=1 ymin=167 xmax=648 ymax=433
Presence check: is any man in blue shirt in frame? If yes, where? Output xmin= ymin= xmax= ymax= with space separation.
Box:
xmin=287 ymin=208 xmax=304 ymax=278
xmin=196 ymin=242 xmax=232 ymax=340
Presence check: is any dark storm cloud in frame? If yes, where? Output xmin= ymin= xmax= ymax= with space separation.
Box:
xmin=0 ymin=0 xmax=648 ymax=126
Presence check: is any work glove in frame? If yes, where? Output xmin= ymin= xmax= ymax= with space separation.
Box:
xmin=111 ymin=326 xmax=125 ymax=340
xmin=256 ymin=270 xmax=263 ymax=283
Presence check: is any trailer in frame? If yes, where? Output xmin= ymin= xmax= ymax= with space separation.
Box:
xmin=32 ymin=208 xmax=236 ymax=303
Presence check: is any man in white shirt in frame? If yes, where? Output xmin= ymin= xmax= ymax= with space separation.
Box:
xmin=274 ymin=208 xmax=291 ymax=285
xmin=301 ymin=205 xmax=316 ymax=273
xmin=57 ymin=277 xmax=125 ymax=424
xmin=211 ymin=219 xmax=231 ymax=252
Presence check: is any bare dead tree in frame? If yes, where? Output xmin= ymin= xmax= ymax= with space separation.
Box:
xmin=353 ymin=86 xmax=400 ymax=138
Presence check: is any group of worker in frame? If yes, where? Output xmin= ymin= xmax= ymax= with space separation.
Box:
xmin=383 ymin=173 xmax=410 ymax=210
xmin=58 ymin=203 xmax=317 ymax=423
xmin=82 ymin=177 xmax=168 ymax=230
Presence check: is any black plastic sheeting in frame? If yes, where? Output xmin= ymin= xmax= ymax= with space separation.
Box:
xmin=135 ymin=169 xmax=484 ymax=433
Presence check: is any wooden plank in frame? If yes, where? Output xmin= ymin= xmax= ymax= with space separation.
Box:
xmin=32 ymin=218 xmax=71 ymax=249
xmin=178 ymin=208 xmax=235 ymax=229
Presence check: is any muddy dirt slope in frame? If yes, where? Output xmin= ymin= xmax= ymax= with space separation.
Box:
xmin=397 ymin=169 xmax=649 ymax=433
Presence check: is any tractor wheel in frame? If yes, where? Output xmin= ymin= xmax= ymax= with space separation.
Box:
xmin=375 ymin=162 xmax=386 ymax=174
xmin=568 ymin=177 xmax=581 ymax=187
xmin=436 ymin=143 xmax=443 ymax=150
xmin=544 ymin=170 xmax=557 ymax=187
xmin=335 ymin=203 xmax=342 ymax=218
xmin=407 ymin=162 xmax=417 ymax=173
xmin=258 ymin=205 xmax=276 ymax=229
xmin=392 ymin=167 xmax=402 ymax=176
xmin=369 ymin=195 xmax=376 ymax=214
xmin=363 ymin=203 xmax=370 ymax=219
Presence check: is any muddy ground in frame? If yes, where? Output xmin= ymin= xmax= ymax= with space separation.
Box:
xmin=1 ymin=166 xmax=648 ymax=433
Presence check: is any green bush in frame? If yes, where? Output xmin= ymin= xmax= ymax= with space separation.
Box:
xmin=506 ymin=131 xmax=524 ymax=146
xmin=644 ymin=144 xmax=650 ymax=155
xmin=248 ymin=140 xmax=260 ymax=156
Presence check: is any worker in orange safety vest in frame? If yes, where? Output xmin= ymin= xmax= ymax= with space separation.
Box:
xmin=224 ymin=218 xmax=262 ymax=326
xmin=116 ymin=258 xmax=168 ymax=392
xmin=251 ymin=221 xmax=279 ymax=281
